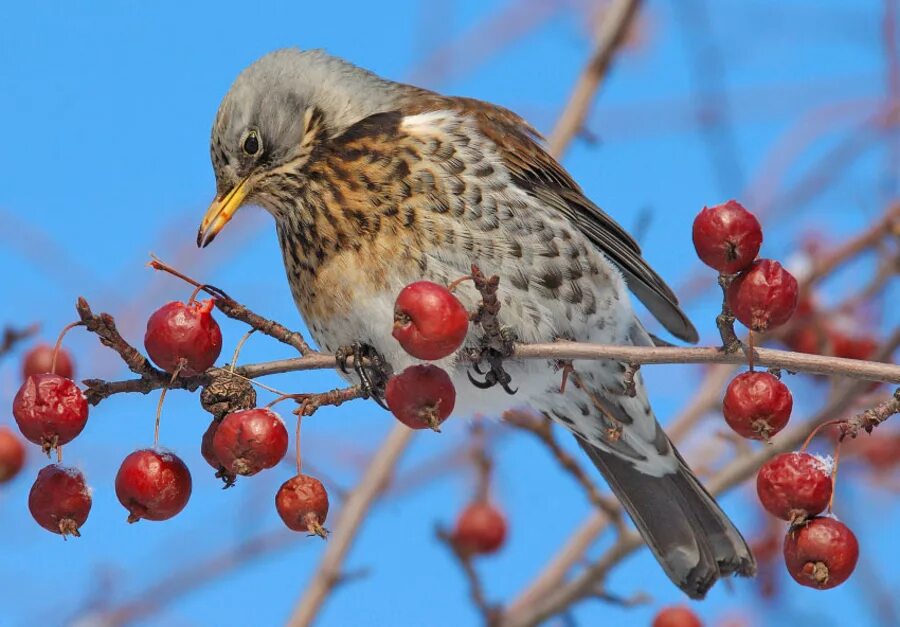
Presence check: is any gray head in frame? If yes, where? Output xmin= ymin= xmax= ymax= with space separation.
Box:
xmin=198 ymin=48 xmax=405 ymax=247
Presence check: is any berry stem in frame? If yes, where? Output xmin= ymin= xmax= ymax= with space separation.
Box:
xmin=747 ymin=330 xmax=756 ymax=371
xmin=187 ymin=284 xmax=205 ymax=305
xmin=827 ymin=439 xmax=843 ymax=514
xmin=56 ymin=444 xmax=63 ymax=464
xmin=154 ymin=359 xmax=186 ymax=448
xmin=51 ymin=320 xmax=84 ymax=375
xmin=447 ymin=274 xmax=474 ymax=293
xmin=228 ymin=329 xmax=257 ymax=373
xmin=295 ymin=415 xmax=303 ymax=475
xmin=801 ymin=419 xmax=845 ymax=451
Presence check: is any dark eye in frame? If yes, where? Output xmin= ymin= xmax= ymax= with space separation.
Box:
xmin=242 ymin=130 xmax=260 ymax=156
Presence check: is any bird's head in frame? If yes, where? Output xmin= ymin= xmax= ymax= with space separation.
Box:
xmin=198 ymin=48 xmax=402 ymax=247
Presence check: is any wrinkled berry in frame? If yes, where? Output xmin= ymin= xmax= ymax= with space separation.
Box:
xmin=115 ymin=449 xmax=192 ymax=523
xmin=692 ymin=200 xmax=763 ymax=274
xmin=276 ymin=474 xmax=329 ymax=537
xmin=144 ymin=299 xmax=222 ymax=375
xmin=726 ymin=259 xmax=798 ymax=332
xmin=723 ymin=371 xmax=792 ymax=440
xmin=28 ymin=464 xmax=91 ymax=537
xmin=757 ymin=452 xmax=832 ymax=523
xmin=212 ymin=408 xmax=288 ymax=477
xmin=13 ymin=374 xmax=89 ymax=453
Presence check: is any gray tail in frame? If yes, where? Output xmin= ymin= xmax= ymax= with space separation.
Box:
xmin=577 ymin=437 xmax=756 ymax=599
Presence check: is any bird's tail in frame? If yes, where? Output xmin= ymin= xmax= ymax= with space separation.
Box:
xmin=576 ymin=436 xmax=756 ymax=598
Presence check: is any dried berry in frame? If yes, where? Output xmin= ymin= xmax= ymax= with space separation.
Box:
xmin=726 ymin=259 xmax=798 ymax=332
xmin=276 ymin=474 xmax=329 ymax=537
xmin=385 ymin=365 xmax=456 ymax=431
xmin=757 ymin=452 xmax=832 ymax=523
xmin=692 ymin=200 xmax=763 ymax=274
xmin=212 ymin=408 xmax=288 ymax=477
xmin=28 ymin=464 xmax=91 ymax=537
xmin=144 ymin=299 xmax=222 ymax=375
xmin=393 ymin=281 xmax=469 ymax=360
xmin=723 ymin=371 xmax=792 ymax=440
xmin=784 ymin=517 xmax=858 ymax=589
xmin=453 ymin=501 xmax=507 ymax=555
xmin=13 ymin=374 xmax=89 ymax=453
xmin=115 ymin=449 xmax=192 ymax=523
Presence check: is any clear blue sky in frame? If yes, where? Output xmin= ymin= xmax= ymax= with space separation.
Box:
xmin=0 ymin=1 xmax=897 ymax=626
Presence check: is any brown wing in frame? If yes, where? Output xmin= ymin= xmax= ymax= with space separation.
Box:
xmin=402 ymin=94 xmax=699 ymax=343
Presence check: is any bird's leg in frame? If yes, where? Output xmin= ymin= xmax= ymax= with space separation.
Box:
xmin=465 ymin=265 xmax=518 ymax=395
xmin=466 ymin=325 xmax=518 ymax=395
xmin=334 ymin=342 xmax=392 ymax=409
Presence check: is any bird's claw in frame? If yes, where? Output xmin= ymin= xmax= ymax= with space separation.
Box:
xmin=467 ymin=346 xmax=517 ymax=395
xmin=335 ymin=342 xmax=392 ymax=409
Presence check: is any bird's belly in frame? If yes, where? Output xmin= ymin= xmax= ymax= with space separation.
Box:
xmin=292 ymin=236 xmax=639 ymax=420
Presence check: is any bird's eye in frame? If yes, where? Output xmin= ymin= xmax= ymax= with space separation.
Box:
xmin=242 ymin=130 xmax=261 ymax=156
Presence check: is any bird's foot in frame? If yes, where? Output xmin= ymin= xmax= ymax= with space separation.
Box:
xmin=335 ymin=342 xmax=392 ymax=409
xmin=466 ymin=326 xmax=518 ymax=395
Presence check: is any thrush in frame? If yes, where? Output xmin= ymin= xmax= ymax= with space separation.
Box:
xmin=197 ymin=48 xmax=755 ymax=597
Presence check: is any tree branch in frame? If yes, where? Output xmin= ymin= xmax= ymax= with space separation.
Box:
xmin=547 ymin=0 xmax=643 ymax=158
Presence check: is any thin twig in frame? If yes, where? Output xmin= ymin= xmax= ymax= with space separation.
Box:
xmin=0 ymin=323 xmax=40 ymax=360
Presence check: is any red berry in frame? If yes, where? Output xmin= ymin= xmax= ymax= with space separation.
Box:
xmin=115 ymin=449 xmax=192 ymax=523
xmin=144 ymin=299 xmax=222 ymax=375
xmin=783 ymin=517 xmax=858 ymax=589
xmin=722 ymin=371 xmax=793 ymax=440
xmin=652 ymin=605 xmax=703 ymax=627
xmin=385 ymin=365 xmax=456 ymax=431
xmin=22 ymin=344 xmax=74 ymax=380
xmin=393 ymin=281 xmax=469 ymax=360
xmin=726 ymin=259 xmax=799 ymax=332
xmin=201 ymin=419 xmax=235 ymax=487
xmin=275 ymin=474 xmax=329 ymax=537
xmin=757 ymin=452 xmax=832 ymax=523
xmin=453 ymin=501 xmax=507 ymax=555
xmin=212 ymin=408 xmax=288 ymax=477
xmin=28 ymin=464 xmax=91 ymax=537
xmin=13 ymin=374 xmax=89 ymax=453
xmin=692 ymin=200 xmax=763 ymax=274
xmin=831 ymin=334 xmax=878 ymax=361
xmin=0 ymin=426 xmax=26 ymax=483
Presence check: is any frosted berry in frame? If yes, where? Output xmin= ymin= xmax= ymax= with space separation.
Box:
xmin=22 ymin=344 xmax=74 ymax=380
xmin=692 ymin=200 xmax=763 ymax=274
xmin=652 ymin=605 xmax=703 ymax=627
xmin=276 ymin=474 xmax=329 ymax=537
xmin=757 ymin=452 xmax=832 ymax=523
xmin=393 ymin=281 xmax=469 ymax=360
xmin=13 ymin=374 xmax=89 ymax=453
xmin=144 ymin=299 xmax=222 ymax=375
xmin=723 ymin=371 xmax=792 ymax=440
xmin=453 ymin=501 xmax=507 ymax=555
xmin=783 ymin=517 xmax=858 ymax=589
xmin=115 ymin=449 xmax=192 ymax=523
xmin=0 ymin=426 xmax=26 ymax=483
xmin=28 ymin=464 xmax=91 ymax=537
xmin=726 ymin=259 xmax=798 ymax=332
xmin=385 ymin=365 xmax=456 ymax=431
xmin=212 ymin=408 xmax=288 ymax=477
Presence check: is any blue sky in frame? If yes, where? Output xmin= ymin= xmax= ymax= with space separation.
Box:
xmin=0 ymin=1 xmax=897 ymax=626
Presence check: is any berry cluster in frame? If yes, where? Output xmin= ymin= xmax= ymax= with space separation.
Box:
xmin=388 ymin=280 xmax=469 ymax=431
xmin=693 ymin=201 xmax=798 ymax=441
xmin=695 ymin=200 xmax=859 ymax=590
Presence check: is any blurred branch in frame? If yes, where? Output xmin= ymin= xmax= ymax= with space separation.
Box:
xmin=548 ymin=0 xmax=643 ymax=157
xmin=287 ymin=425 xmax=414 ymax=627
xmin=0 ymin=323 xmax=39 ymax=361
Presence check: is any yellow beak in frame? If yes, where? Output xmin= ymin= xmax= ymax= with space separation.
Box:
xmin=197 ymin=179 xmax=249 ymax=248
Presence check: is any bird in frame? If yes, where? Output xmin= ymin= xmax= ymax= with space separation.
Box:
xmin=197 ymin=48 xmax=756 ymax=598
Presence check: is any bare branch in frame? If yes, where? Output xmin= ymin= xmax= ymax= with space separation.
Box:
xmin=547 ymin=0 xmax=643 ymax=157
